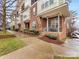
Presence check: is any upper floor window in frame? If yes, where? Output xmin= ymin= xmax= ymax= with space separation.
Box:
xmin=41 ymin=0 xmax=54 ymax=10
xmin=45 ymin=1 xmax=49 ymax=8
xmin=31 ymin=0 xmax=37 ymax=5
xmin=41 ymin=4 xmax=44 ymax=9
xmin=50 ymin=0 xmax=54 ymax=5
xmin=32 ymin=21 xmax=36 ymax=30
xmin=21 ymin=3 xmax=25 ymax=11
xmin=33 ymin=7 xmax=36 ymax=15
xmin=17 ymin=11 xmax=18 ymax=15
xmin=24 ymin=15 xmax=27 ymax=18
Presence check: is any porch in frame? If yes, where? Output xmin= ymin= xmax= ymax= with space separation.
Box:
xmin=37 ymin=3 xmax=69 ymax=40
xmin=40 ymin=15 xmax=67 ymax=40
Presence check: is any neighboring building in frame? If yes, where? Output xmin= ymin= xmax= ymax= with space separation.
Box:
xmin=11 ymin=10 xmax=19 ymax=30
xmin=11 ymin=0 xmax=31 ymax=31
xmin=22 ymin=0 xmax=31 ymax=30
xmin=11 ymin=0 xmax=70 ymax=39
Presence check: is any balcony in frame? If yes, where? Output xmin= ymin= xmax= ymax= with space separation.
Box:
xmin=22 ymin=9 xmax=30 ymax=22
xmin=37 ymin=0 xmax=69 ymax=17
xmin=24 ymin=0 xmax=31 ymax=7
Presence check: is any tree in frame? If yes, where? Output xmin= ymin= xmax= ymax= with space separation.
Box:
xmin=66 ymin=0 xmax=72 ymax=4
xmin=0 ymin=0 xmax=17 ymax=33
xmin=66 ymin=10 xmax=78 ymax=36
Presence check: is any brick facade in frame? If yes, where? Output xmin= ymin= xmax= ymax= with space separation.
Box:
xmin=30 ymin=2 xmax=67 ymax=39
xmin=12 ymin=0 xmax=69 ymax=40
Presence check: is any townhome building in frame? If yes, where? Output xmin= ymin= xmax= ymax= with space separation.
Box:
xmin=12 ymin=0 xmax=69 ymax=39
xmin=30 ymin=0 xmax=70 ymax=39
xmin=12 ymin=0 xmax=31 ymax=31
xmin=30 ymin=0 xmax=38 ymax=30
xmin=11 ymin=0 xmax=24 ymax=31
xmin=16 ymin=0 xmax=24 ymax=31
xmin=22 ymin=0 xmax=31 ymax=30
xmin=10 ymin=10 xmax=17 ymax=30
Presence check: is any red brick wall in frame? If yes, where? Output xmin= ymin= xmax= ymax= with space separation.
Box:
xmin=30 ymin=2 xmax=67 ymax=40
xmin=30 ymin=2 xmax=44 ymax=32
xmin=59 ymin=16 xmax=67 ymax=40
xmin=30 ymin=2 xmax=38 ymax=30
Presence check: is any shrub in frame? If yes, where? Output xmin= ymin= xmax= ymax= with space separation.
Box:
xmin=46 ymin=34 xmax=57 ymax=40
xmin=54 ymin=55 xmax=79 ymax=59
xmin=30 ymin=30 xmax=40 ymax=35
xmin=23 ymin=28 xmax=29 ymax=33
xmin=23 ymin=29 xmax=40 ymax=35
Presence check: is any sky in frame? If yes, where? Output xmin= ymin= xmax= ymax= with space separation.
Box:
xmin=69 ymin=0 xmax=79 ymax=29
xmin=69 ymin=0 xmax=79 ymax=16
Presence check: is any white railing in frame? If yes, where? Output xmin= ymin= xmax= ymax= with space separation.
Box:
xmin=22 ymin=9 xmax=30 ymax=21
xmin=37 ymin=0 xmax=66 ymax=15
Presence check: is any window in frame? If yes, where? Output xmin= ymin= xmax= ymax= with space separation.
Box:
xmin=45 ymin=1 xmax=49 ymax=8
xmin=48 ymin=17 xmax=62 ymax=32
xmin=24 ymin=15 xmax=27 ymax=18
xmin=32 ymin=21 xmax=36 ymax=30
xmin=49 ymin=17 xmax=58 ymax=32
xmin=21 ymin=3 xmax=25 ymax=11
xmin=31 ymin=0 xmax=37 ymax=5
xmin=50 ymin=0 xmax=54 ymax=5
xmin=33 ymin=7 xmax=36 ymax=15
xmin=41 ymin=0 xmax=54 ymax=10
xmin=41 ymin=4 xmax=44 ymax=9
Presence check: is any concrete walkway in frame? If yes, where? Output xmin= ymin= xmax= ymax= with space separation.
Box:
xmin=63 ymin=38 xmax=79 ymax=51
xmin=0 ymin=38 xmax=54 ymax=59
xmin=0 ymin=31 xmax=79 ymax=59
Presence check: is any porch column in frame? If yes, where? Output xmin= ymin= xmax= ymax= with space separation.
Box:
xmin=47 ymin=17 xmax=49 ymax=32
xmin=58 ymin=14 xmax=60 ymax=32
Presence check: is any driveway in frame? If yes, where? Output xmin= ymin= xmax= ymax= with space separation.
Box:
xmin=63 ymin=38 xmax=79 ymax=51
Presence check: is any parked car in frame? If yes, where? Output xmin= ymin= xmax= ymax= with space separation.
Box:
xmin=71 ymin=30 xmax=79 ymax=38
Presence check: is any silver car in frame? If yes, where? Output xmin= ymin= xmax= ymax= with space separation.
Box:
xmin=71 ymin=31 xmax=79 ymax=38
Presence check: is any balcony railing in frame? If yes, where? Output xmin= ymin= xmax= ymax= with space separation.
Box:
xmin=37 ymin=0 xmax=66 ymax=15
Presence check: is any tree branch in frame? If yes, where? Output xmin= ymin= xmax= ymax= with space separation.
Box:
xmin=6 ymin=0 xmax=17 ymax=8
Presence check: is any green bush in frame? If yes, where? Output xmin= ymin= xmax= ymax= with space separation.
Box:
xmin=0 ymin=38 xmax=25 ymax=56
xmin=23 ymin=29 xmax=40 ymax=35
xmin=46 ymin=34 xmax=57 ymax=40
xmin=30 ymin=30 xmax=40 ymax=35
xmin=23 ymin=28 xmax=29 ymax=33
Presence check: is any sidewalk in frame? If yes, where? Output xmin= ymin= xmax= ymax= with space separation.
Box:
xmin=0 ymin=39 xmax=54 ymax=59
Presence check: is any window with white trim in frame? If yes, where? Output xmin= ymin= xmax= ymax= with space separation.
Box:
xmin=49 ymin=17 xmax=58 ymax=32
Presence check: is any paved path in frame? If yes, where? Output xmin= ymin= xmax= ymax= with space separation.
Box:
xmin=63 ymin=38 xmax=79 ymax=51
xmin=0 ymin=31 xmax=79 ymax=59
xmin=0 ymin=40 xmax=54 ymax=59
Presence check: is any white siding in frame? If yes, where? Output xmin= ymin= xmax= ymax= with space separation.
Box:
xmin=37 ymin=0 xmax=66 ymax=15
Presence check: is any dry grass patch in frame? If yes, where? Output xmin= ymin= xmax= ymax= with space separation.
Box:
xmin=0 ymin=38 xmax=25 ymax=56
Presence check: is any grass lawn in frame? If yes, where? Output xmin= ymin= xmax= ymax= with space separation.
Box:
xmin=0 ymin=31 xmax=12 ymax=35
xmin=54 ymin=55 xmax=79 ymax=59
xmin=0 ymin=38 xmax=25 ymax=56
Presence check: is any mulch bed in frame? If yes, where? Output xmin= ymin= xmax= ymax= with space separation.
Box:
xmin=39 ymin=36 xmax=64 ymax=45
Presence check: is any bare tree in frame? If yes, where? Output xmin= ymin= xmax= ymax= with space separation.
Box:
xmin=66 ymin=0 xmax=72 ymax=4
xmin=66 ymin=10 xmax=78 ymax=36
xmin=0 ymin=0 xmax=17 ymax=33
